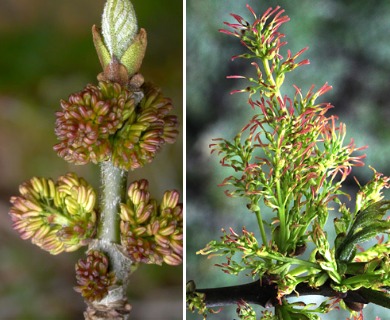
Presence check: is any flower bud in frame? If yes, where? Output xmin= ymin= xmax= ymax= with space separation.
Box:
xmin=74 ymin=250 xmax=116 ymax=302
xmin=119 ymin=180 xmax=182 ymax=265
xmin=9 ymin=173 xmax=97 ymax=254
xmin=54 ymin=82 xmax=178 ymax=171
xmin=112 ymin=83 xmax=179 ymax=170
xmin=54 ymin=81 xmax=135 ymax=165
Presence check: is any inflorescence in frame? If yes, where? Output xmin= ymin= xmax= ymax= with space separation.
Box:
xmin=54 ymin=81 xmax=178 ymax=170
xmin=120 ymin=179 xmax=183 ymax=265
xmin=75 ymin=250 xmax=117 ymax=302
xmin=9 ymin=173 xmax=97 ymax=254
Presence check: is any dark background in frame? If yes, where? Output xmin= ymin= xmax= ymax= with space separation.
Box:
xmin=187 ymin=0 xmax=390 ymax=319
xmin=0 ymin=1 xmax=182 ymax=319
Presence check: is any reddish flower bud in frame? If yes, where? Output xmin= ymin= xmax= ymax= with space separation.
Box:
xmin=74 ymin=250 xmax=116 ymax=302
xmin=119 ymin=180 xmax=182 ymax=266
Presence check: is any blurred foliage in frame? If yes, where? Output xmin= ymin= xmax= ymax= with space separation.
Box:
xmin=187 ymin=0 xmax=390 ymax=319
xmin=0 ymin=0 xmax=182 ymax=319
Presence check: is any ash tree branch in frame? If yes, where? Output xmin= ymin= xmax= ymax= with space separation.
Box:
xmin=197 ymin=280 xmax=277 ymax=308
xmin=194 ymin=278 xmax=390 ymax=310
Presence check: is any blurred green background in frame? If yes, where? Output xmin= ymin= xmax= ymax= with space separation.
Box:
xmin=0 ymin=0 xmax=182 ymax=319
xmin=187 ymin=0 xmax=390 ymax=319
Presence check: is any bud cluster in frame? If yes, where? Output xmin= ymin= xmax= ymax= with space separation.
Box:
xmin=236 ymin=300 xmax=256 ymax=319
xmin=9 ymin=173 xmax=97 ymax=254
xmin=120 ymin=179 xmax=183 ymax=265
xmin=74 ymin=250 xmax=116 ymax=302
xmin=355 ymin=167 xmax=390 ymax=212
xmin=54 ymin=81 xmax=136 ymax=165
xmin=221 ymin=5 xmax=309 ymax=98
xmin=54 ymin=81 xmax=178 ymax=171
xmin=112 ymin=83 xmax=179 ymax=170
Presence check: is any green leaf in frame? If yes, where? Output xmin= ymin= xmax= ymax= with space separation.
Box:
xmin=335 ymin=200 xmax=390 ymax=263
xmin=351 ymin=200 xmax=390 ymax=232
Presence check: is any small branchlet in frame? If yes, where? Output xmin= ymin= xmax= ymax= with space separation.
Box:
xmin=189 ymin=3 xmax=390 ymax=319
xmin=9 ymin=0 xmax=181 ymax=318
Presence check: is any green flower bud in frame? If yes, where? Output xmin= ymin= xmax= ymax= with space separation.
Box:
xmin=9 ymin=173 xmax=97 ymax=254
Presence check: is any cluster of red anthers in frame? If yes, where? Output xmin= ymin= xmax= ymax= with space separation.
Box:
xmin=54 ymin=81 xmax=178 ymax=170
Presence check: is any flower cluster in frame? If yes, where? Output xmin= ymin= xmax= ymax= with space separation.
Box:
xmin=236 ymin=300 xmax=256 ymax=320
xmin=221 ymin=5 xmax=290 ymax=60
xmin=9 ymin=173 xmax=97 ymax=254
xmin=112 ymin=84 xmax=179 ymax=170
xmin=190 ymin=4 xmax=390 ymax=319
xmin=355 ymin=167 xmax=390 ymax=212
xmin=212 ymin=84 xmax=366 ymax=258
xmin=120 ymin=179 xmax=182 ymax=265
xmin=74 ymin=250 xmax=116 ymax=302
xmin=260 ymin=310 xmax=277 ymax=320
xmin=186 ymin=280 xmax=220 ymax=320
xmin=211 ymin=5 xmax=366 ymax=257
xmin=54 ymin=81 xmax=136 ymax=165
xmin=221 ymin=5 xmax=309 ymax=98
xmin=54 ymin=81 xmax=178 ymax=170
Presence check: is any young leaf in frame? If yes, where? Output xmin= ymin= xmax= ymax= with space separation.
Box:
xmin=335 ymin=200 xmax=390 ymax=262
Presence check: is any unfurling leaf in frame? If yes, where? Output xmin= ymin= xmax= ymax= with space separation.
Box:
xmin=335 ymin=200 xmax=390 ymax=263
